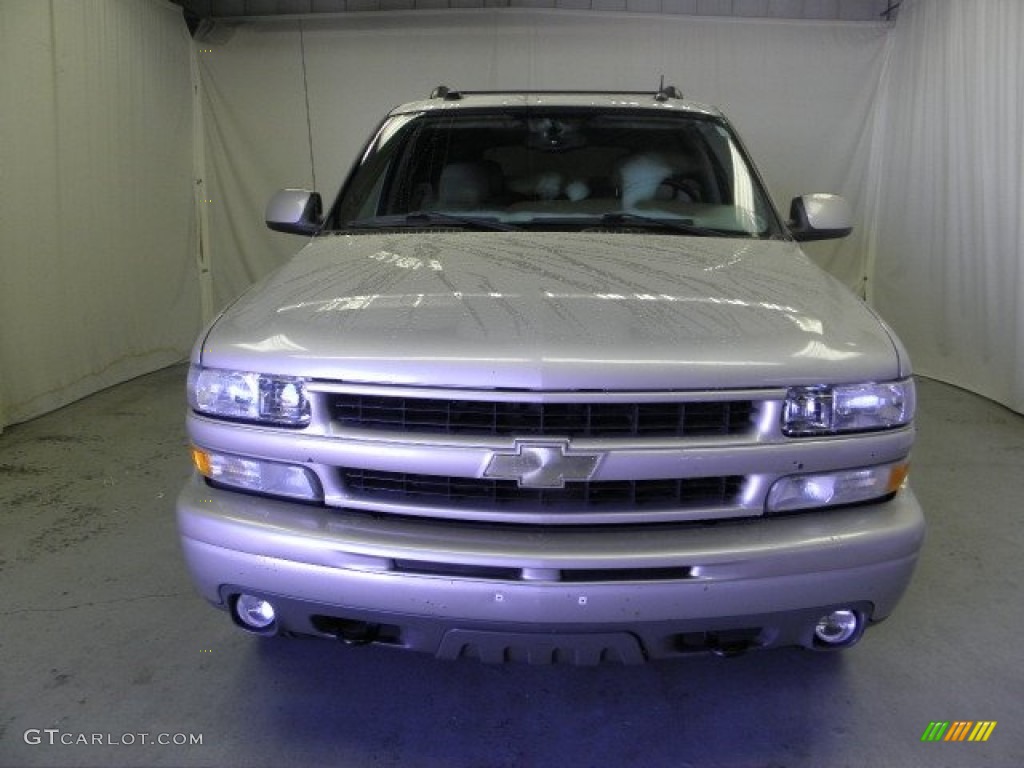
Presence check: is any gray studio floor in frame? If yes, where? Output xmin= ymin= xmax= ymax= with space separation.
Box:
xmin=1 ymin=364 xmax=1022 ymax=768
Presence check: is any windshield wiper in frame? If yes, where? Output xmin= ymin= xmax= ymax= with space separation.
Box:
xmin=599 ymin=212 xmax=727 ymax=237
xmin=406 ymin=212 xmax=520 ymax=231
xmin=342 ymin=212 xmax=519 ymax=232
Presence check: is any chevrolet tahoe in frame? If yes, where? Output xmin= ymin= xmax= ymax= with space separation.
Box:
xmin=177 ymin=86 xmax=924 ymax=663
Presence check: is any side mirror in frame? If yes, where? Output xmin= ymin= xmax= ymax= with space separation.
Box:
xmin=265 ymin=189 xmax=322 ymax=235
xmin=788 ymin=194 xmax=853 ymax=242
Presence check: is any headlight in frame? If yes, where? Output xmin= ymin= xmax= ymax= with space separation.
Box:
xmin=188 ymin=365 xmax=310 ymax=426
xmin=782 ymin=378 xmax=914 ymax=436
xmin=766 ymin=462 xmax=909 ymax=514
xmin=191 ymin=447 xmax=322 ymax=502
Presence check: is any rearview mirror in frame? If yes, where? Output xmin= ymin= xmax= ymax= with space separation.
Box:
xmin=265 ymin=189 xmax=322 ymax=235
xmin=788 ymin=194 xmax=853 ymax=242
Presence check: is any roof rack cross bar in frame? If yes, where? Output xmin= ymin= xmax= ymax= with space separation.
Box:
xmin=428 ymin=87 xmax=684 ymax=101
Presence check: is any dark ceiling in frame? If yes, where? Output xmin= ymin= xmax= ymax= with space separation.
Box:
xmin=169 ymin=0 xmax=900 ymax=36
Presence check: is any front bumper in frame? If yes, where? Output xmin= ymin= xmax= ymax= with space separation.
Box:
xmin=177 ymin=475 xmax=924 ymax=662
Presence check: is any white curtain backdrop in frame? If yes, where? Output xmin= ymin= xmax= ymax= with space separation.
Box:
xmin=0 ymin=0 xmax=199 ymax=430
xmin=868 ymin=0 xmax=1024 ymax=414
xmin=197 ymin=11 xmax=890 ymax=311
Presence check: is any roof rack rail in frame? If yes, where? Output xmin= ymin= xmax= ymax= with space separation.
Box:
xmin=429 ymin=85 xmax=461 ymax=100
xmin=655 ymin=75 xmax=683 ymax=101
xmin=428 ymin=86 xmax=685 ymax=101
xmin=656 ymin=84 xmax=684 ymax=101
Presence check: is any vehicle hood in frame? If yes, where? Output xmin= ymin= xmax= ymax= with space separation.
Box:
xmin=199 ymin=232 xmax=903 ymax=390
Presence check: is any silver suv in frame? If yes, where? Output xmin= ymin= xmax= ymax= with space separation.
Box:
xmin=177 ymin=86 xmax=924 ymax=663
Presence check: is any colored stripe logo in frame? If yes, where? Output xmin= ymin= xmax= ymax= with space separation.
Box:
xmin=921 ymin=721 xmax=997 ymax=742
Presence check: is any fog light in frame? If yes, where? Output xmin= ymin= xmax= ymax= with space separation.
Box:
xmin=814 ymin=609 xmax=860 ymax=647
xmin=235 ymin=594 xmax=276 ymax=630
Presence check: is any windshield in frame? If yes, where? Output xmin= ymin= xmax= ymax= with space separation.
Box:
xmin=326 ymin=107 xmax=783 ymax=238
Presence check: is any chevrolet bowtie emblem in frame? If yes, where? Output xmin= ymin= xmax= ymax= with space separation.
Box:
xmin=482 ymin=440 xmax=602 ymax=489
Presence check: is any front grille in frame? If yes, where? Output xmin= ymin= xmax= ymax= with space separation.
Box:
xmin=330 ymin=395 xmax=755 ymax=437
xmin=341 ymin=468 xmax=744 ymax=509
